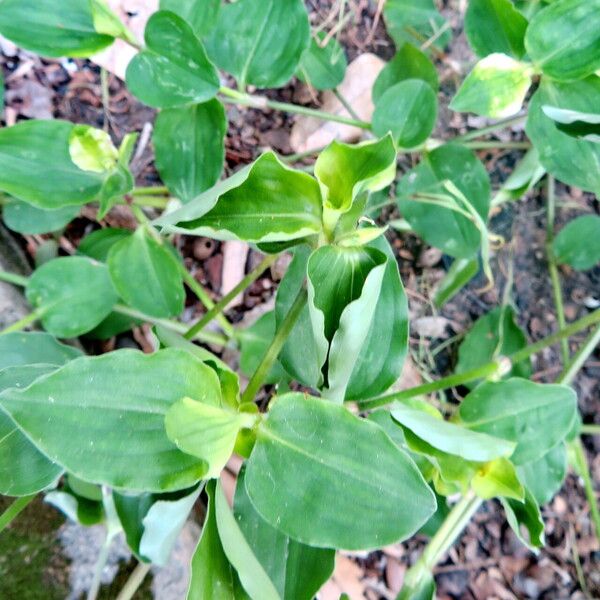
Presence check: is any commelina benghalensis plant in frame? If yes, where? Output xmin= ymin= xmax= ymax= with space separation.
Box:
xmin=0 ymin=0 xmax=599 ymax=598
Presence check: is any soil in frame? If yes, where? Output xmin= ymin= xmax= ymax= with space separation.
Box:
xmin=0 ymin=1 xmax=599 ymax=598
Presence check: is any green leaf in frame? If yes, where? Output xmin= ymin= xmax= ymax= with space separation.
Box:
xmin=552 ymin=215 xmax=600 ymax=270
xmin=456 ymin=306 xmax=531 ymax=386
xmin=234 ymin=466 xmax=334 ymax=600
xmin=115 ymin=485 xmax=201 ymax=565
xmin=69 ymin=125 xmax=118 ymax=173
xmin=46 ymin=488 xmax=104 ymax=526
xmin=0 ymin=349 xmax=221 ymax=492
xmin=26 ymin=256 xmax=118 ymax=337
xmin=89 ymin=0 xmax=135 ymax=41
xmin=165 ymin=397 xmax=256 ymax=479
xmin=214 ymin=478 xmax=281 ymax=600
xmin=372 ymin=79 xmax=437 ymax=148
xmin=0 ymin=0 xmax=113 ymax=57
xmin=278 ymin=237 xmax=409 ymax=401
xmin=433 ymin=257 xmax=479 ymax=308
xmin=126 ymin=11 xmax=220 ymax=109
xmin=524 ymin=0 xmax=600 ymax=81
xmin=472 ymin=457 xmax=524 ymax=501
xmin=307 ymin=245 xmax=387 ymax=402
xmin=542 ymin=105 xmax=600 ymax=143
xmin=156 ymin=153 xmax=323 ymax=244
xmin=296 ymin=33 xmax=347 ymax=91
xmin=517 ymin=443 xmax=567 ymax=505
xmin=0 ymin=365 xmax=63 ymax=496
xmin=372 ymin=43 xmax=438 ymax=104
xmin=0 ymin=120 xmax=103 ymax=209
xmin=238 ymin=311 xmax=289 ymax=385
xmin=391 ymin=402 xmax=515 ymax=462
xmin=107 ymin=228 xmax=185 ymax=318
xmin=160 ymin=0 xmax=220 ymax=37
xmin=0 ymin=332 xmax=82 ymax=370
xmin=98 ymin=163 xmax=134 ymax=218
xmin=465 ymin=0 xmax=528 ymax=59
xmin=459 ymin=378 xmax=578 ymax=465
xmin=500 ymin=488 xmax=545 ymax=550
xmin=384 ymin=0 xmax=451 ymax=50
xmin=3 ymin=199 xmax=79 ymax=235
xmin=450 ymin=54 xmax=532 ymax=118
xmin=314 ymin=135 xmax=397 ymax=236
xmin=245 ymin=393 xmax=436 ymax=550
xmin=493 ymin=148 xmax=546 ymax=204
xmin=397 ymin=144 xmax=491 ymax=258
xmin=188 ymin=480 xmax=249 ymax=600
xmin=398 ymin=573 xmax=436 ymax=600
xmin=204 ymin=0 xmax=310 ymax=89
xmin=78 ymin=227 xmax=131 ymax=262
xmin=153 ymin=100 xmax=227 ymax=203
xmin=526 ymin=78 xmax=600 ymax=193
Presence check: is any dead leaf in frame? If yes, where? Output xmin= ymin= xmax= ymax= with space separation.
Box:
xmin=6 ymin=79 xmax=53 ymax=119
xmin=221 ymin=241 xmax=249 ymax=308
xmin=290 ymin=53 xmax=385 ymax=152
xmin=413 ymin=316 xmax=452 ymax=338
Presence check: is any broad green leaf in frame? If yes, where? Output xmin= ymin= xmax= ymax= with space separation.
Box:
xmin=397 ymin=144 xmax=490 ymax=258
xmin=0 ymin=349 xmax=221 ymax=492
xmin=115 ymin=485 xmax=201 ymax=565
xmin=552 ymin=215 xmax=600 ymax=270
xmin=459 ymin=378 xmax=578 ymax=465
xmin=46 ymin=488 xmax=104 ymax=526
xmin=245 ymin=393 xmax=436 ymax=550
xmin=542 ymin=105 xmax=600 ymax=143
xmin=472 ymin=457 xmax=524 ymax=501
xmin=188 ymin=481 xmax=249 ymax=600
xmin=372 ymin=79 xmax=437 ymax=148
xmin=165 ymin=397 xmax=257 ymax=478
xmin=0 ymin=365 xmax=63 ymax=496
xmin=204 ymin=0 xmax=310 ymax=89
xmin=238 ymin=311 xmax=289 ymax=385
xmin=372 ymin=43 xmax=438 ymax=103
xmin=524 ymin=0 xmax=600 ymax=81
xmin=234 ymin=466 xmax=334 ymax=600
xmin=26 ymin=256 xmax=118 ymax=337
xmin=214 ymin=479 xmax=281 ymax=600
xmin=314 ymin=135 xmax=396 ymax=236
xmin=126 ymin=11 xmax=220 ymax=108
xmin=465 ymin=0 xmax=528 ymax=59
xmin=384 ymin=0 xmax=451 ymax=50
xmin=0 ymin=120 xmax=103 ymax=209
xmin=3 ymin=199 xmax=78 ymax=235
xmin=160 ymin=0 xmax=220 ymax=37
xmin=307 ymin=245 xmax=387 ymax=402
xmin=517 ymin=443 xmax=567 ymax=505
xmin=107 ymin=228 xmax=185 ymax=318
xmin=450 ymin=54 xmax=532 ymax=118
xmin=78 ymin=227 xmax=131 ymax=262
xmin=500 ymin=488 xmax=545 ymax=550
xmin=456 ymin=306 xmax=531 ymax=386
xmin=278 ymin=237 xmax=409 ymax=401
xmin=296 ymin=33 xmax=347 ymax=91
xmin=154 ymin=100 xmax=226 ymax=203
xmin=526 ymin=78 xmax=600 ymax=194
xmin=156 ymin=153 xmax=323 ymax=244
xmin=69 ymin=125 xmax=118 ymax=173
xmin=0 ymin=0 xmax=113 ymax=57
xmin=89 ymin=0 xmax=135 ymax=42
xmin=0 ymin=332 xmax=82 ymax=370
xmin=391 ymin=403 xmax=515 ymax=462
xmin=433 ymin=257 xmax=479 ymax=308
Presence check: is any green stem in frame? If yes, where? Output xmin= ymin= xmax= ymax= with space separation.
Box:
xmin=399 ymin=491 xmax=482 ymax=598
xmin=572 ymin=438 xmax=600 ymax=539
xmin=332 ymin=87 xmax=361 ymax=121
xmin=113 ymin=304 xmax=227 ymax=347
xmin=464 ymin=140 xmax=531 ymax=150
xmin=218 ymin=86 xmax=371 ymax=130
xmin=0 ymin=309 xmax=44 ymax=336
xmin=558 ymin=324 xmax=600 ymax=386
xmin=358 ymin=360 xmax=504 ymax=410
xmin=179 ymin=267 xmax=235 ymax=338
xmin=184 ymin=255 xmax=277 ymax=340
xmin=581 ymin=425 xmax=600 ymax=436
xmin=115 ymin=562 xmax=152 ymax=600
xmin=87 ymin=531 xmax=117 ymax=600
xmin=241 ymin=287 xmax=307 ymax=403
xmin=130 ymin=196 xmax=170 ymax=209
xmin=360 ymin=308 xmax=600 ymax=410
xmin=0 ymin=270 xmax=28 ymax=287
xmin=452 ymin=114 xmax=527 ymax=143
xmin=0 ymin=494 xmax=36 ymax=534
xmin=546 ymin=175 xmax=569 ymax=363
xmin=131 ymin=186 xmax=170 ymax=196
